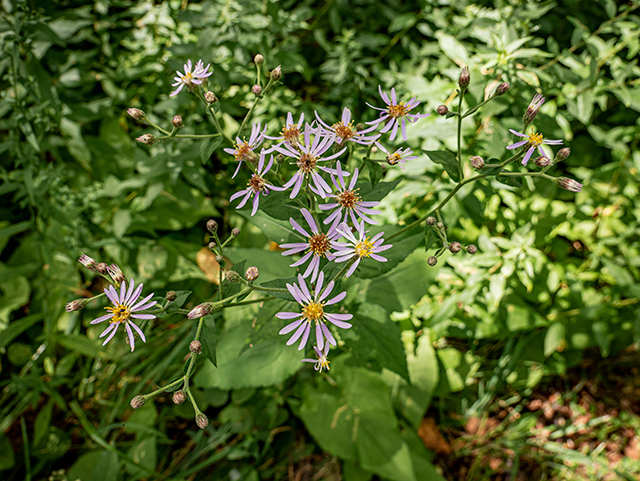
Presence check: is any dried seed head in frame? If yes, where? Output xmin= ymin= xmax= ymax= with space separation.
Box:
xmin=449 ymin=242 xmax=462 ymax=254
xmin=437 ymin=105 xmax=448 ymax=116
xmin=459 ymin=66 xmax=470 ymax=90
xmin=136 ymin=134 xmax=156 ymax=145
xmin=555 ymin=147 xmax=571 ymax=162
xmin=428 ymin=256 xmax=438 ymax=267
xmin=96 ymin=262 xmax=108 ymax=275
xmin=426 ymin=217 xmax=436 ymax=226
xmin=467 ymin=244 xmax=477 ymax=254
xmin=166 ymin=291 xmax=177 ymax=302
xmin=496 ymin=83 xmax=510 ymax=96
xmin=196 ymin=413 xmax=209 ymax=429
xmin=130 ymin=395 xmax=145 ymax=409
xmin=271 ymin=65 xmax=282 ymax=81
xmin=534 ymin=156 xmax=551 ymax=168
xmin=207 ymin=219 xmax=218 ymax=234
xmin=251 ymin=84 xmax=262 ymax=95
xmin=469 ymin=156 xmax=485 ymax=170
xmin=225 ymin=270 xmax=241 ymax=283
xmin=190 ymin=340 xmax=202 ymax=354
xmin=245 ymin=266 xmax=259 ymax=282
xmin=127 ymin=108 xmax=145 ymax=121
xmin=205 ymin=91 xmax=217 ymax=104
xmin=231 ymin=228 xmax=240 ymax=237
xmin=254 ymin=54 xmax=264 ymax=65
xmin=172 ymin=115 xmax=183 ymax=128
xmin=172 ymin=391 xmax=186 ymax=405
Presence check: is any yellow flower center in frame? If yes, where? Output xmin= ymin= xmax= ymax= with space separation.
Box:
xmin=107 ymin=304 xmax=131 ymax=324
xmin=337 ymin=189 xmax=361 ymax=209
xmin=297 ymin=153 xmax=318 ymax=174
xmin=281 ymin=125 xmax=300 ymax=143
xmin=308 ymin=233 xmax=331 ymax=257
xmin=387 ymin=153 xmax=402 ymax=165
xmin=388 ymin=102 xmax=409 ymax=119
xmin=332 ymin=121 xmax=356 ymax=141
xmin=248 ymin=174 xmax=266 ymax=192
xmin=355 ymin=237 xmax=374 ymax=258
xmin=233 ymin=140 xmax=258 ymax=163
xmin=527 ymin=132 xmax=544 ymax=146
xmin=318 ymin=357 xmax=331 ymax=371
xmin=302 ymin=301 xmax=324 ymax=322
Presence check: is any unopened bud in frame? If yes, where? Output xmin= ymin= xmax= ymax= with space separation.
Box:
xmin=205 ymin=91 xmax=217 ymax=104
xmin=428 ymin=256 xmax=438 ymax=267
xmin=467 ymin=244 xmax=477 ymax=255
xmin=449 ymin=242 xmax=462 ymax=254
xmin=254 ymin=54 xmax=264 ymax=65
xmin=78 ymin=254 xmax=96 ymax=270
xmin=130 ymin=395 xmax=145 ymax=409
xmin=107 ymin=264 xmax=125 ymax=285
xmin=166 ymin=291 xmax=177 ymax=302
xmin=496 ymin=83 xmax=510 ymax=96
xmin=436 ymin=222 xmax=444 ymax=230
xmin=459 ymin=66 xmax=470 ymax=91
xmin=190 ymin=340 xmax=202 ymax=354
xmin=196 ymin=413 xmax=209 ymax=429
xmin=251 ymin=84 xmax=262 ymax=95
xmin=225 ymin=270 xmax=241 ymax=283
xmin=136 ymin=134 xmax=156 ymax=145
xmin=276 ymin=154 xmax=285 ymax=165
xmin=208 ymin=242 xmax=217 ymax=252
xmin=96 ymin=262 xmax=108 ymax=275
xmin=172 ymin=391 xmax=186 ymax=405
xmin=215 ymin=255 xmax=223 ymax=264
xmin=188 ymin=303 xmax=213 ymax=319
xmin=437 ymin=105 xmax=448 ymax=116
xmin=245 ymin=266 xmax=259 ymax=282
xmin=355 ymin=123 xmax=364 ymax=132
xmin=207 ymin=219 xmax=218 ymax=234
xmin=555 ymin=148 xmax=570 ymax=162
xmin=172 ymin=115 xmax=183 ymax=128
xmin=231 ymin=228 xmax=240 ymax=237
xmin=127 ymin=108 xmax=145 ymax=121
xmin=65 ymin=299 xmax=88 ymax=312
xmin=556 ymin=177 xmax=583 ymax=193
xmin=469 ymin=156 xmax=485 ymax=170
xmin=534 ymin=156 xmax=551 ymax=168
xmin=426 ymin=217 xmax=436 ymax=226
xmin=271 ymin=65 xmax=282 ymax=81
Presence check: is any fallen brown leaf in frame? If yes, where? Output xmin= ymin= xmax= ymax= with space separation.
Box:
xmin=418 ymin=418 xmax=452 ymax=454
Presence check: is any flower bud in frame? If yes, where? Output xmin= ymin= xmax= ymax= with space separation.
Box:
xmin=172 ymin=391 xmax=186 ymax=405
xmin=458 ymin=66 xmax=470 ymax=91
xmin=437 ymin=105 xmax=448 ymax=116
xmin=166 ymin=291 xmax=177 ymax=302
xmin=251 ymin=84 xmax=262 ymax=96
xmin=136 ymin=134 xmax=156 ymax=145
xmin=426 ymin=217 xmax=436 ymax=226
xmin=469 ymin=156 xmax=485 ymax=170
xmin=196 ymin=413 xmax=209 ymax=429
xmin=225 ymin=270 xmax=241 ymax=283
xmin=208 ymin=242 xmax=217 ymax=252
xmin=276 ymin=154 xmax=285 ymax=165
xmin=467 ymin=244 xmax=477 ymax=255
xmin=355 ymin=123 xmax=364 ymax=132
xmin=65 ymin=299 xmax=88 ymax=312
xmin=188 ymin=303 xmax=213 ymax=319
xmin=215 ymin=255 xmax=223 ymax=264
xmin=534 ymin=156 xmax=551 ymax=168
xmin=555 ymin=147 xmax=570 ymax=162
xmin=107 ymin=264 xmax=125 ymax=285
xmin=449 ymin=242 xmax=462 ymax=254
xmin=436 ymin=222 xmax=444 ymax=230
xmin=130 ymin=395 xmax=145 ymax=409
xmin=245 ymin=266 xmax=259 ymax=282
xmin=78 ymin=254 xmax=96 ymax=270
xmin=205 ymin=91 xmax=217 ymax=104
xmin=231 ymin=228 xmax=240 ymax=237
xmin=496 ymin=83 xmax=510 ymax=96
xmin=127 ymin=108 xmax=146 ymax=121
xmin=428 ymin=256 xmax=438 ymax=267
xmin=254 ymin=54 xmax=264 ymax=65
xmin=190 ymin=340 xmax=202 ymax=354
xmin=271 ymin=65 xmax=282 ymax=81
xmin=207 ymin=219 xmax=218 ymax=234
xmin=556 ymin=177 xmax=583 ymax=193
xmin=96 ymin=262 xmax=108 ymax=275
xmin=172 ymin=115 xmax=183 ymax=128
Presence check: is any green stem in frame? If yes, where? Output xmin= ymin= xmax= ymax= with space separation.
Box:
xmin=184 ymin=317 xmax=204 ymax=379
xmin=330 ymin=258 xmax=357 ymax=284
xmin=462 ymin=95 xmax=495 ymax=119
xmin=197 ymin=90 xmax=234 ymax=145
xmin=157 ymin=133 xmax=222 ymax=140
xmin=237 ymin=78 xmax=274 ymax=139
xmin=146 ymin=119 xmax=171 ymax=136
xmin=249 ymin=285 xmax=289 ymax=294
xmin=457 ymin=92 xmax=464 ymax=182
xmin=145 ymin=377 xmax=184 ymax=397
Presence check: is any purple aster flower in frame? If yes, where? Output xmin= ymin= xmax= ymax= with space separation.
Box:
xmin=280 ymin=208 xmax=340 ymax=283
xmin=332 ymin=221 xmax=393 ymax=277
xmin=263 ymin=112 xmax=305 ymax=148
xmin=230 ymin=150 xmax=285 ymax=215
xmin=223 ymin=122 xmax=268 ymax=178
xmin=366 ymin=86 xmax=430 ymax=141
xmin=276 ymin=273 xmax=352 ymax=351
xmin=556 ymin=177 xmax=583 ymax=192
xmin=170 ymin=59 xmax=212 ymax=97
xmin=90 ymin=279 xmax=156 ymax=352
xmin=315 ymin=108 xmax=380 ymax=146
xmin=319 ymin=161 xmax=380 ymax=230
xmin=375 ymin=142 xmax=418 ymax=170
xmin=272 ymin=124 xmax=346 ymax=199
xmin=507 ymin=129 xmax=563 ymax=166
xmin=301 ymin=343 xmax=331 ymax=372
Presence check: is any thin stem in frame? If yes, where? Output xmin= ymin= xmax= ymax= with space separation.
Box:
xmin=146 ymin=377 xmax=184 ymax=397
xmin=457 ymin=92 xmax=464 ymax=182
xmin=157 ymin=133 xmax=222 ymax=140
xmin=146 ymin=119 xmax=171 ymax=136
xmin=196 ymin=89 xmax=234 ymax=145
xmin=237 ymin=78 xmax=274 ymax=139
xmin=184 ymin=317 xmax=204 ymax=379
xmin=462 ymin=95 xmax=496 ymax=119
xmin=223 ymin=296 xmax=275 ymax=308
xmin=330 ymin=258 xmax=357 ymax=284
xmin=249 ymin=284 xmax=289 ymax=293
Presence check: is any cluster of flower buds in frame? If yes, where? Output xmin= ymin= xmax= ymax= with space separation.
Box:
xmin=424 ymin=218 xmax=477 ymax=266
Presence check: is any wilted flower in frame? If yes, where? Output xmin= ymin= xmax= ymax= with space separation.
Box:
xmin=127 ymin=108 xmax=145 ymax=121
xmin=319 ymin=161 xmax=380 ymax=229
xmin=332 ymin=221 xmax=392 ymax=277
xmin=78 ymin=254 xmax=96 ymax=270
xmin=264 ymin=112 xmax=305 ymax=147
xmin=280 ymin=208 xmax=339 ymax=283
xmin=367 ymin=86 xmax=430 ymax=141
xmin=277 ymin=273 xmax=352 ymax=351
xmin=90 ymin=279 xmax=156 ymax=352
xmin=223 ymin=122 xmax=268 ymax=178
xmin=136 ymin=134 xmax=156 ymax=145
xmin=107 ymin=264 xmax=125 ymax=285
xmin=170 ymin=59 xmax=212 ymax=97
xmin=556 ymin=177 xmax=583 ymax=192
xmin=523 ymin=93 xmax=545 ymax=125
xmin=66 ymin=299 xmax=88 ymax=312
xmin=229 ymin=151 xmax=284 ymax=215
xmin=188 ymin=303 xmax=213 ymax=319
xmin=507 ymin=129 xmax=563 ymax=166
xmin=302 ymin=343 xmax=331 ymax=372
xmin=271 ymin=65 xmax=282 ymax=80
xmin=315 ymin=108 xmax=380 ymax=146
xmin=375 ymin=142 xmax=418 ymax=169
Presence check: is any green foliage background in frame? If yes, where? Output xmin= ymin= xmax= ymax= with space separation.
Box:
xmin=1 ymin=0 xmax=639 ymax=479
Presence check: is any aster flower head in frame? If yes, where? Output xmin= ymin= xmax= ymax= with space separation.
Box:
xmin=315 ymin=108 xmax=380 ymax=146
xmin=319 ymin=161 xmax=380 ymax=230
xmin=366 ymin=86 xmax=430 ymax=141
xmin=223 ymin=122 xmax=268 ymax=178
xmin=506 ymin=129 xmax=563 ymax=166
xmin=272 ymin=124 xmax=346 ymax=199
xmin=170 ymin=59 xmax=212 ymax=97
xmin=90 ymin=279 xmax=156 ymax=352
xmin=230 ymin=150 xmax=285 ymax=215
xmin=277 ymin=273 xmax=352 ymax=351
xmin=332 ymin=221 xmax=393 ymax=278
xmin=280 ymin=208 xmax=340 ymax=283
xmin=556 ymin=177 xmax=583 ymax=192
xmin=302 ymin=343 xmax=331 ymax=372
xmin=524 ymin=93 xmax=545 ymax=125
xmin=375 ymin=142 xmax=418 ymax=170
xmin=263 ymin=112 xmax=305 ymax=147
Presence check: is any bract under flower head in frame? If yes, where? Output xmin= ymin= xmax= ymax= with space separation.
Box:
xmin=366 ymin=86 xmax=430 ymax=141
xmin=506 ymin=129 xmax=563 ymax=166
xmin=223 ymin=122 xmax=268 ymax=178
xmin=90 ymin=279 xmax=156 ymax=352
xmin=276 ymin=273 xmax=352 ymax=351
xmin=229 ymin=150 xmax=285 ymax=215
xmin=315 ymin=108 xmax=380 ymax=146
xmin=332 ymin=221 xmax=393 ymax=277
xmin=170 ymin=59 xmax=212 ymax=97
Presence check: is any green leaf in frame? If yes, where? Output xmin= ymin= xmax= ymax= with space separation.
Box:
xmin=200 ymin=137 xmax=223 ymax=164
xmin=241 ymin=210 xmax=300 ymax=245
xmin=200 ymin=313 xmax=218 ymax=367
xmin=126 ymin=436 xmax=157 ymax=477
xmin=33 ymin=399 xmax=53 ymax=448
xmin=544 ymin=323 xmax=566 ymax=357
xmin=423 ymin=150 xmax=460 ymax=182
xmin=357 ymin=178 xmax=401 ymax=201
xmin=164 ymin=290 xmax=192 ymax=314
xmin=56 ymin=335 xmax=115 ymax=359
xmin=435 ymin=32 xmax=469 ymax=65
xmin=495 ymin=173 xmax=523 ymax=188
xmin=0 ymin=313 xmax=43 ymax=349
xmin=67 ymin=450 xmax=119 ymax=481
xmin=424 ymin=224 xmax=437 ymax=252
xmin=365 ymin=159 xmax=383 ymax=187
xmin=0 ymin=433 xmax=15 ymax=471
xmin=256 ymin=278 xmax=296 ymax=302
